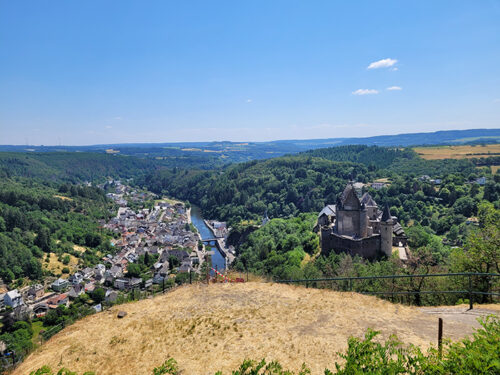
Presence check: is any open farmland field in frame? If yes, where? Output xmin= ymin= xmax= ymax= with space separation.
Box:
xmin=413 ymin=144 xmax=500 ymax=160
xmin=13 ymin=282 xmax=498 ymax=375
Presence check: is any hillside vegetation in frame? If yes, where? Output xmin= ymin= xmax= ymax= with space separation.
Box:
xmin=12 ymin=282 xmax=498 ymax=375
xmin=0 ymin=179 xmax=115 ymax=282
xmin=144 ymin=156 xmax=374 ymax=225
xmin=0 ymin=152 xmax=158 ymax=182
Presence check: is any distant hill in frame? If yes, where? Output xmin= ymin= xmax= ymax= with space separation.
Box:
xmin=0 ymin=152 xmax=158 ymax=182
xmin=1 ymin=129 xmax=498 ymax=167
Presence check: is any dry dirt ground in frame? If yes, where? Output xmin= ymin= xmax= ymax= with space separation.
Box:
xmin=14 ymin=283 xmax=499 ymax=375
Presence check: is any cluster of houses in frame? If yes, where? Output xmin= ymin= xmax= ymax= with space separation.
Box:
xmin=103 ymin=191 xmax=201 ymax=278
xmin=419 ymin=174 xmax=488 ymax=186
xmin=206 ymin=220 xmax=228 ymax=239
xmin=0 ymin=266 xmax=114 ymax=319
xmin=0 ymin=182 xmax=205 ymax=321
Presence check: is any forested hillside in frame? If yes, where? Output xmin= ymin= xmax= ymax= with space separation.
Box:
xmin=0 ymin=152 xmax=158 ymax=183
xmin=302 ymin=145 xmax=417 ymax=167
xmin=144 ymin=156 xmax=380 ymax=225
xmin=0 ymin=179 xmax=115 ymax=283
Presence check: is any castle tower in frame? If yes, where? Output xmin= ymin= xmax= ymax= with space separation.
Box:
xmin=380 ymin=204 xmax=393 ymax=257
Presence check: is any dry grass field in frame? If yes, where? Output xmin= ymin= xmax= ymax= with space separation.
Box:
xmin=413 ymin=144 xmax=500 ymax=160
xmin=13 ymin=283 xmax=498 ymax=375
xmin=53 ymin=195 xmax=73 ymax=201
xmin=43 ymin=252 xmax=79 ymax=277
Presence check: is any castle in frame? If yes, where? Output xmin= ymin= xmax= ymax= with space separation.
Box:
xmin=317 ymin=183 xmax=407 ymax=260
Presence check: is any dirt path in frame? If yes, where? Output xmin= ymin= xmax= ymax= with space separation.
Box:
xmin=418 ymin=305 xmax=499 ymax=341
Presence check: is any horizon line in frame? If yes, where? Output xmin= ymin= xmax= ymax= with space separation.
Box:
xmin=2 ymin=127 xmax=499 ymax=148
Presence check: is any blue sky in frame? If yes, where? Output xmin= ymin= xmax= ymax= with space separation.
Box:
xmin=1 ymin=1 xmax=499 ymax=145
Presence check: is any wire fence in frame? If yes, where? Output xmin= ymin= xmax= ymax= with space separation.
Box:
xmin=275 ymin=272 xmax=500 ymax=308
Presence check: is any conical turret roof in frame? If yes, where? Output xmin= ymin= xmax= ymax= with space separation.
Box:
xmin=381 ymin=204 xmax=392 ymax=222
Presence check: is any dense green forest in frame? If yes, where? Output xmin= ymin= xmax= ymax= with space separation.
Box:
xmin=143 ymin=147 xmax=500 ymax=236
xmin=302 ymin=145 xmax=417 ymax=167
xmin=0 ymin=179 xmax=115 ymax=283
xmin=0 ymin=152 xmax=159 ymax=183
xmin=144 ymin=156 xmax=378 ymax=225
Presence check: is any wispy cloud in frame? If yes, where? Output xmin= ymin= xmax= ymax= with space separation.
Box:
xmin=493 ymin=98 xmax=500 ymax=103
xmin=246 ymin=99 xmax=252 ymax=103
xmin=113 ymin=116 xmax=122 ymax=120
xmin=105 ymin=125 xmax=113 ymax=129
xmin=352 ymin=89 xmax=379 ymax=95
xmin=367 ymin=58 xmax=398 ymax=69
xmin=387 ymin=86 xmax=402 ymax=91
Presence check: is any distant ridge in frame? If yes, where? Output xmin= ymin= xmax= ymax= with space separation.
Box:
xmin=1 ymin=128 xmax=499 ymax=151
xmin=1 ymin=129 xmax=499 ymax=168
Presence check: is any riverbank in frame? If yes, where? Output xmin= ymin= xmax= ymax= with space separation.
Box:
xmin=189 ymin=205 xmax=227 ymax=271
xmin=203 ymin=219 xmax=235 ymax=265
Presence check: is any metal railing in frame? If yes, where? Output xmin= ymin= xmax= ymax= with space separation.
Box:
xmin=275 ymin=272 xmax=500 ymax=309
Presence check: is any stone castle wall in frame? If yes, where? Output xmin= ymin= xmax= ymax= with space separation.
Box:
xmin=321 ymin=228 xmax=381 ymax=260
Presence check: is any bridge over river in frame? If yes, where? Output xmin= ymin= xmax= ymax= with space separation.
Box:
xmin=190 ymin=205 xmax=234 ymax=271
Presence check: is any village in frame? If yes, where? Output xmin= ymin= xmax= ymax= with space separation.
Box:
xmin=0 ymin=181 xmax=212 ymax=320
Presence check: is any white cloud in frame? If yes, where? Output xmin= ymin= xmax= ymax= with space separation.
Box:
xmin=246 ymin=99 xmax=252 ymax=103
xmin=352 ymin=89 xmax=379 ymax=95
xmin=493 ymin=98 xmax=500 ymax=103
xmin=105 ymin=125 xmax=113 ymax=129
xmin=367 ymin=58 xmax=398 ymax=69
xmin=387 ymin=86 xmax=402 ymax=91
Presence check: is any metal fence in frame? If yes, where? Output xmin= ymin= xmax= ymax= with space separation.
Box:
xmin=275 ymin=272 xmax=500 ymax=309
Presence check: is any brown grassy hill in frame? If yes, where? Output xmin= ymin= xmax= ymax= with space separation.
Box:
xmin=13 ymin=282 xmax=498 ymax=375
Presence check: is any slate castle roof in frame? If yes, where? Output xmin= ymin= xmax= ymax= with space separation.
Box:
xmin=360 ymin=193 xmax=377 ymax=207
xmin=381 ymin=204 xmax=392 ymax=222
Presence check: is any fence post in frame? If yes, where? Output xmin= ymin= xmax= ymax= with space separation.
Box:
xmin=468 ymin=274 xmax=473 ymax=310
xmin=206 ymin=256 xmax=210 ymax=284
xmin=189 ymin=270 xmax=192 ymax=284
xmin=438 ymin=318 xmax=443 ymax=359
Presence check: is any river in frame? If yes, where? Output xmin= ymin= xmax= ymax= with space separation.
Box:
xmin=190 ymin=205 xmax=226 ymax=272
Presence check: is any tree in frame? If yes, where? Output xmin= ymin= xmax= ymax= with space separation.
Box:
xmin=35 ymin=228 xmax=51 ymax=252
xmin=450 ymin=203 xmax=500 ymax=301
xmin=127 ymin=263 xmax=142 ymax=278
xmin=453 ymin=196 xmax=476 ymax=217
xmin=168 ymin=256 xmax=180 ymax=269
xmin=91 ymin=288 xmax=105 ymax=304
xmin=454 ymin=202 xmax=499 ymax=274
